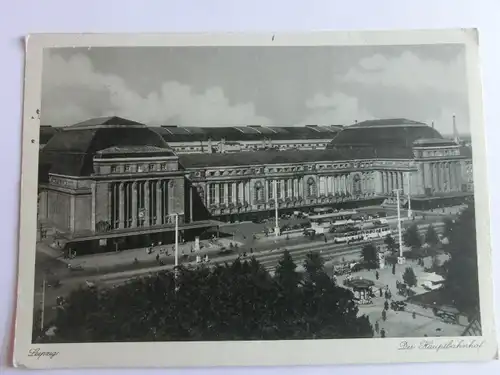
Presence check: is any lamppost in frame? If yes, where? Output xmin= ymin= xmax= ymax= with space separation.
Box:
xmin=273 ymin=180 xmax=280 ymax=236
xmin=407 ymin=171 xmax=412 ymax=219
xmin=168 ymin=213 xmax=180 ymax=292
xmin=168 ymin=213 xmax=179 ymax=269
xmin=394 ymin=188 xmax=406 ymax=264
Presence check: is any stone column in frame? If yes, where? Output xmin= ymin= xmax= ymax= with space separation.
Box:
xmin=118 ymin=182 xmax=125 ymax=229
xmin=223 ymin=183 xmax=228 ymax=204
xmin=454 ymin=162 xmax=462 ymax=190
xmin=144 ymin=180 xmax=150 ymax=226
xmin=131 ymin=182 xmax=138 ymax=227
xmin=245 ymin=180 xmax=251 ymax=203
xmin=439 ymin=163 xmax=446 ymax=191
xmin=155 ymin=181 xmax=162 ymax=225
xmin=232 ymin=182 xmax=237 ymax=203
xmin=431 ymin=164 xmax=437 ymax=192
xmin=189 ymin=185 xmax=194 ymax=222
xmin=215 ymin=183 xmax=220 ymax=204
xmin=449 ymin=163 xmax=456 ymax=191
xmin=427 ymin=163 xmax=433 ymax=191
xmin=107 ymin=183 xmax=112 ymax=224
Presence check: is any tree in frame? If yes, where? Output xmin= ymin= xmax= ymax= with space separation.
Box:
xmin=384 ymin=234 xmax=397 ymax=252
xmin=274 ymin=250 xmax=301 ymax=291
xmin=402 ymin=267 xmax=417 ymax=287
xmin=43 ymin=256 xmax=373 ymax=343
xmin=442 ymin=204 xmax=480 ymax=315
xmin=361 ymin=244 xmax=378 ymax=269
xmin=303 ymin=251 xmax=325 ymax=281
xmin=425 ymin=225 xmax=439 ymax=246
xmin=403 ymin=224 xmax=422 ymax=250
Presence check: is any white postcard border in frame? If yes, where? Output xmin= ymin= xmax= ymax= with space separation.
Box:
xmin=12 ymin=29 xmax=498 ymax=369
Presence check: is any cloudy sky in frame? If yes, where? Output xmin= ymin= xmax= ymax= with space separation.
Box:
xmin=41 ymin=44 xmax=470 ymax=134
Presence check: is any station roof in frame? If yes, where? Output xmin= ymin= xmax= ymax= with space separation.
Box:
xmin=179 ymin=146 xmax=412 ymax=169
xmin=154 ymin=124 xmax=343 ymax=142
xmin=328 ymin=118 xmax=444 ymax=153
xmin=39 ymin=117 xmax=173 ymax=180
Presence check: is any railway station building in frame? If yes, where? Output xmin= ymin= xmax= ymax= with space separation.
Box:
xmin=37 ymin=116 xmax=474 ymax=253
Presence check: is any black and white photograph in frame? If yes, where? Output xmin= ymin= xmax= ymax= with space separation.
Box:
xmin=13 ymin=30 xmax=497 ymax=368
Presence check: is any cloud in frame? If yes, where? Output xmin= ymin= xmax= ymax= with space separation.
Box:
xmin=297 ymin=91 xmax=376 ymax=126
xmin=41 ymin=52 xmax=271 ymax=127
xmin=340 ymin=51 xmax=467 ymax=95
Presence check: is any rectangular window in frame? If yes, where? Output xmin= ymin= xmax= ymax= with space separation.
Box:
xmin=209 ymin=184 xmax=216 ymax=204
xmin=219 ymin=184 xmax=225 ymax=204
xmin=268 ymin=180 xmax=273 ymax=199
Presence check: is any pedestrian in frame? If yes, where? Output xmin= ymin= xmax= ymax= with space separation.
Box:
xmin=380 ymin=328 xmax=386 ymax=338
xmin=375 ymin=270 xmax=379 ymax=280
xmin=384 ymin=300 xmax=389 ymax=311
xmin=379 ymin=288 xmax=383 ymax=297
xmin=374 ymin=321 xmax=379 ymax=334
xmin=382 ymin=310 xmax=387 ymax=322
xmin=412 ymin=311 xmax=416 ymax=319
xmin=324 ymin=236 xmax=327 ymax=243
xmin=392 ymin=263 xmax=396 ymax=275
xmin=156 ymin=254 xmax=160 ymax=262
xmin=250 ymin=248 xmax=253 ymax=254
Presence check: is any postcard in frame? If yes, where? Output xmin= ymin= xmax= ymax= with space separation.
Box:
xmin=12 ymin=29 xmax=497 ymax=369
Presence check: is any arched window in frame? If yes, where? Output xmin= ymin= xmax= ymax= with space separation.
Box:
xmin=353 ymin=174 xmax=362 ymax=195
xmin=254 ymin=181 xmax=264 ymax=202
xmin=306 ymin=177 xmax=317 ymax=197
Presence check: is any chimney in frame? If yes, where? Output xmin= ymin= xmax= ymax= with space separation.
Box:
xmin=452 ymin=115 xmax=460 ymax=143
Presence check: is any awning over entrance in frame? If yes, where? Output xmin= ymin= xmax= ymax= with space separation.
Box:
xmin=63 ymin=220 xmax=223 ymax=243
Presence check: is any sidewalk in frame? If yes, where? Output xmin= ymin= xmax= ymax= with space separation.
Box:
xmin=65 ymin=237 xmax=244 ymax=269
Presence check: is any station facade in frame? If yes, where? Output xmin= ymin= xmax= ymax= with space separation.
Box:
xmin=37 ymin=116 xmax=474 ymax=252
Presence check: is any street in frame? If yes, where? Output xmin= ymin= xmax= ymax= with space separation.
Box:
xmin=33 ymin=212 xmax=447 ymax=315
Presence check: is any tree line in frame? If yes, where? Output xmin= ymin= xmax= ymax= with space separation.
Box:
xmin=34 ymin=251 xmax=373 ymax=343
